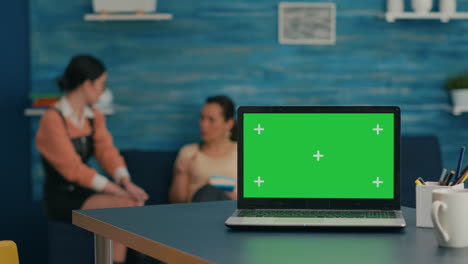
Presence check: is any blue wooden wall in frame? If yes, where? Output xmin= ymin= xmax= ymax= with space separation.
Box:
xmin=31 ymin=0 xmax=468 ymax=198
xmin=0 ymin=0 xmax=50 ymax=263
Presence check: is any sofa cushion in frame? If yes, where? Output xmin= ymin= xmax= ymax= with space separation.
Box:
xmin=121 ymin=150 xmax=178 ymax=205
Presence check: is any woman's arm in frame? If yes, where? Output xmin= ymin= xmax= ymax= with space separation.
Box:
xmin=169 ymin=145 xmax=197 ymax=203
xmin=102 ymin=180 xmax=130 ymax=197
xmin=225 ymin=188 xmax=238 ymax=200
xmin=169 ymin=169 xmax=191 ymax=203
xmin=91 ymin=109 xmax=148 ymax=203
xmin=120 ymin=177 xmax=148 ymax=205
xmin=92 ymin=109 xmax=128 ymax=183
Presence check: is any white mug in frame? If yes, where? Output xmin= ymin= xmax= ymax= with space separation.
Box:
xmin=431 ymin=189 xmax=468 ymax=248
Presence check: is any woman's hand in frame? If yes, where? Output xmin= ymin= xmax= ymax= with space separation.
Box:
xmin=121 ymin=178 xmax=149 ymax=206
xmin=102 ymin=181 xmax=130 ymax=198
xmin=225 ymin=190 xmax=237 ymax=200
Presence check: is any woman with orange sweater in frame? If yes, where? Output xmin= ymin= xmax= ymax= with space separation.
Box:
xmin=36 ymin=55 xmax=148 ymax=264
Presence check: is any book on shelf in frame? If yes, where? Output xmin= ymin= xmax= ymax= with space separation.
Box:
xmin=32 ymin=97 xmax=60 ymax=107
xmin=30 ymin=93 xmax=61 ymax=108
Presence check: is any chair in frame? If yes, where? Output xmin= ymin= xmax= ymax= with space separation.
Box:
xmin=0 ymin=240 xmax=20 ymax=264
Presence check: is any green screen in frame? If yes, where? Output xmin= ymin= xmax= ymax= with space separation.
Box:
xmin=243 ymin=113 xmax=394 ymax=199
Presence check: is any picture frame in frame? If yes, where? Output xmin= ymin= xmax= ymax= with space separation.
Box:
xmin=278 ymin=2 xmax=336 ymax=45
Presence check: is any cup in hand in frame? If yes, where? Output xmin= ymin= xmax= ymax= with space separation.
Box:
xmin=431 ymin=189 xmax=468 ymax=248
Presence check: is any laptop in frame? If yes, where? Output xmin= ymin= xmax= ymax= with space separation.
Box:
xmin=225 ymin=106 xmax=406 ymax=228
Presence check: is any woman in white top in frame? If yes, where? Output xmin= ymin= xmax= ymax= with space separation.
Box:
xmin=169 ymin=95 xmax=237 ymax=203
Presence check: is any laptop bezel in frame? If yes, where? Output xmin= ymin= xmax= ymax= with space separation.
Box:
xmin=237 ymin=106 xmax=401 ymax=210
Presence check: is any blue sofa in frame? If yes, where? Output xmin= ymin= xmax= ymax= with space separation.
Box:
xmin=119 ymin=136 xmax=442 ymax=209
xmin=47 ymin=135 xmax=443 ymax=263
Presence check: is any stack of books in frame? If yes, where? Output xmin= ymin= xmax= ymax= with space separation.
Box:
xmin=24 ymin=93 xmax=61 ymax=116
xmin=30 ymin=93 xmax=61 ymax=108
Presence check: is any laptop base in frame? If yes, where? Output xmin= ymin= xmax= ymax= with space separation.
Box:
xmin=225 ymin=209 xmax=406 ymax=228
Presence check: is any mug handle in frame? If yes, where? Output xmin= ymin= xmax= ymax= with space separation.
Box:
xmin=431 ymin=201 xmax=450 ymax=242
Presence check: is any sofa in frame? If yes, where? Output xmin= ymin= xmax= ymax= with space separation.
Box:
xmin=47 ymin=135 xmax=443 ymax=263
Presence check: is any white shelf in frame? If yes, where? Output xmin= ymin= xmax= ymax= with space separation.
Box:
xmin=84 ymin=13 xmax=173 ymax=21
xmin=25 ymin=107 xmax=115 ymax=116
xmin=386 ymin=12 xmax=468 ymax=22
xmin=24 ymin=108 xmax=48 ymax=116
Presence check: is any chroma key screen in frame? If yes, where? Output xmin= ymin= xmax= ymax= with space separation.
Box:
xmin=243 ymin=113 xmax=394 ymax=199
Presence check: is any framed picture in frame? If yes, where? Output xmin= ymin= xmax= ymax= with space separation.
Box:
xmin=278 ymin=2 xmax=336 ymax=45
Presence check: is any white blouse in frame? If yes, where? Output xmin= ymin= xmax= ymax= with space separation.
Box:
xmin=174 ymin=143 xmax=237 ymax=201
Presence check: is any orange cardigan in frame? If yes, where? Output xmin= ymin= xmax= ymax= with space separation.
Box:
xmin=36 ymin=108 xmax=127 ymax=190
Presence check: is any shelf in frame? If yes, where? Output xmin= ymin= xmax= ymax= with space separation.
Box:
xmin=25 ymin=107 xmax=115 ymax=116
xmin=84 ymin=13 xmax=173 ymax=21
xmin=24 ymin=108 xmax=47 ymax=116
xmin=386 ymin=12 xmax=468 ymax=22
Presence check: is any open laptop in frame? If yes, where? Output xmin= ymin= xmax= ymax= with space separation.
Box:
xmin=225 ymin=106 xmax=406 ymax=228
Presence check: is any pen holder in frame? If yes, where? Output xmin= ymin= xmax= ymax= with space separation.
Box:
xmin=416 ymin=181 xmax=464 ymax=228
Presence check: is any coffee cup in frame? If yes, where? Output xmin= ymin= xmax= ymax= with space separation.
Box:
xmin=431 ymin=189 xmax=468 ymax=248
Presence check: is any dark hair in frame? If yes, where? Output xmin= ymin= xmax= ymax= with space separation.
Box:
xmin=206 ymin=95 xmax=237 ymax=141
xmin=57 ymin=55 xmax=106 ymax=93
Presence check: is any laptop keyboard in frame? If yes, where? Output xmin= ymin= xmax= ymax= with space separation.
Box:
xmin=238 ymin=210 xmax=397 ymax=219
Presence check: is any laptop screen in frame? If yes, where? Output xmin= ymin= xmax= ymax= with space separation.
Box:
xmin=243 ymin=112 xmax=395 ymax=199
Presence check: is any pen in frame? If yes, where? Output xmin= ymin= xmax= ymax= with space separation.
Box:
xmin=454 ymin=165 xmax=468 ymax=185
xmin=455 ymin=146 xmax=466 ymax=179
xmin=453 ymin=172 xmax=463 ymax=185
xmin=439 ymin=168 xmax=447 ymax=184
xmin=460 ymin=173 xmax=468 ymax=184
xmin=460 ymin=165 xmax=468 ymax=178
xmin=440 ymin=171 xmax=449 ymax=185
xmin=455 ymin=170 xmax=468 ymax=185
xmin=459 ymin=173 xmax=468 ymax=184
xmin=443 ymin=170 xmax=455 ymax=186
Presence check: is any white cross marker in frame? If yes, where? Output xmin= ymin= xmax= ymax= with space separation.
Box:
xmin=254 ymin=124 xmax=264 ymax=135
xmin=373 ymin=124 xmax=384 ymax=135
xmin=372 ymin=177 xmax=384 ymax=188
xmin=254 ymin=176 xmax=264 ymax=187
xmin=313 ymin=150 xmax=324 ymax=161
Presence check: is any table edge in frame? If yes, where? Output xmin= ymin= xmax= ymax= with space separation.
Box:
xmin=72 ymin=210 xmax=213 ymax=264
